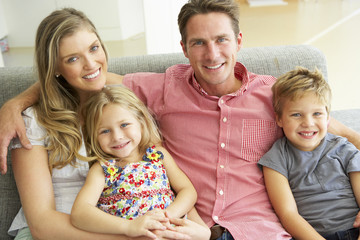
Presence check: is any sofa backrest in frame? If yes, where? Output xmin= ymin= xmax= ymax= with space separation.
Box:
xmin=0 ymin=45 xmax=327 ymax=239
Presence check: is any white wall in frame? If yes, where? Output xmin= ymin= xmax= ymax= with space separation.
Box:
xmin=143 ymin=0 xmax=187 ymax=54
xmin=0 ymin=51 xmax=3 ymax=67
xmin=56 ymin=0 xmax=124 ymax=41
xmin=1 ymin=0 xmax=56 ymax=47
xmin=0 ymin=0 xmax=145 ymax=47
xmin=0 ymin=0 xmax=7 ymax=66
xmin=117 ymin=0 xmax=144 ymax=40
xmin=0 ymin=0 xmax=185 ymax=55
xmin=0 ymin=0 xmax=8 ymax=39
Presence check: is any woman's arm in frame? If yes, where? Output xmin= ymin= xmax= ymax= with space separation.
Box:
xmin=263 ymin=167 xmax=325 ymax=240
xmin=71 ymin=162 xmax=169 ymax=239
xmin=0 ymin=82 xmax=40 ymax=174
xmin=158 ymin=146 xmax=209 ymax=240
xmin=12 ymin=146 xmax=147 ymax=240
xmin=159 ymin=146 xmax=197 ymax=219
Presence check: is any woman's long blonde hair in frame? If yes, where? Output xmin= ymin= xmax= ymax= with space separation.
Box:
xmin=82 ymin=86 xmax=162 ymax=162
xmin=34 ymin=8 xmax=108 ymax=172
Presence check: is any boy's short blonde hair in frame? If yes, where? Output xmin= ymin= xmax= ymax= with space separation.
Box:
xmin=272 ymin=66 xmax=332 ymax=117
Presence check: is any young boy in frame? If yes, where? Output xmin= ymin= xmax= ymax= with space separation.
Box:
xmin=258 ymin=66 xmax=360 ymax=240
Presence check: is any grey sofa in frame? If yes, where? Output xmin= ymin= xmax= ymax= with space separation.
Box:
xmin=1 ymin=45 xmax=360 ymax=239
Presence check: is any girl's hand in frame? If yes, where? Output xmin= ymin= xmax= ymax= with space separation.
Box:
xmin=127 ymin=209 xmax=167 ymax=239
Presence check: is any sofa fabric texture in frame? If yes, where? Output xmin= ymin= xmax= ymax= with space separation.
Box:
xmin=1 ymin=45 xmax=359 ymax=239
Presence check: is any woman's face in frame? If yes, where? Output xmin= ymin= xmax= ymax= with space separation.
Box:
xmin=56 ymin=29 xmax=107 ymax=102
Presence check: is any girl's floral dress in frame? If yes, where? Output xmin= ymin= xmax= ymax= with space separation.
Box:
xmin=97 ymin=146 xmax=175 ymax=219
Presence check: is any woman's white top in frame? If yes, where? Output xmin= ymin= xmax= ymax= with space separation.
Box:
xmin=8 ymin=107 xmax=89 ymax=236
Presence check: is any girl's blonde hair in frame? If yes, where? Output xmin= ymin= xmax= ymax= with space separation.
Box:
xmin=82 ymin=86 xmax=162 ymax=161
xmin=33 ymin=8 xmax=108 ymax=172
xmin=272 ymin=66 xmax=332 ymax=117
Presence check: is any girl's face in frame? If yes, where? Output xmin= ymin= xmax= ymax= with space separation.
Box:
xmin=97 ymin=104 xmax=143 ymax=160
xmin=56 ymin=29 xmax=107 ymax=103
xmin=276 ymin=92 xmax=329 ymax=151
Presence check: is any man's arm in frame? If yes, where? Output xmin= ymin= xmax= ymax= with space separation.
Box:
xmin=106 ymin=72 xmax=124 ymax=85
xmin=0 ymin=82 xmax=40 ymax=174
xmin=328 ymin=117 xmax=360 ymax=150
xmin=0 ymin=71 xmax=124 ymax=175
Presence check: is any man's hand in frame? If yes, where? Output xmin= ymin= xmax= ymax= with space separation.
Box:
xmin=0 ymin=100 xmax=32 ymax=175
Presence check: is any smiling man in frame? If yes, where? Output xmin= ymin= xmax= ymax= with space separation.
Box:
xmin=122 ymin=0 xmax=291 ymax=239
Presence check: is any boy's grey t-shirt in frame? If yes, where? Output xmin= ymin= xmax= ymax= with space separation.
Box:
xmin=258 ymin=133 xmax=360 ymax=236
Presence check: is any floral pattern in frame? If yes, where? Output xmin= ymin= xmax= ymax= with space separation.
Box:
xmin=97 ymin=146 xmax=175 ymax=219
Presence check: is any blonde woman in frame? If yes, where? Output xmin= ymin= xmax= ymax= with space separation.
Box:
xmin=8 ymin=8 xmax=204 ymax=240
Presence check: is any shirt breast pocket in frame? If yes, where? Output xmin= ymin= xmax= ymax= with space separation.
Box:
xmin=239 ymin=119 xmax=279 ymax=162
xmin=314 ymin=159 xmax=351 ymax=191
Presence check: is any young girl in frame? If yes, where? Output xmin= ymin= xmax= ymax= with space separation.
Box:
xmin=71 ymin=85 xmax=202 ymax=239
xmin=259 ymin=67 xmax=360 ymax=240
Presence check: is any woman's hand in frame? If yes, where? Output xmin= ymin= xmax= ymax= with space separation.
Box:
xmin=127 ymin=209 xmax=168 ymax=239
xmin=168 ymin=217 xmax=210 ymax=240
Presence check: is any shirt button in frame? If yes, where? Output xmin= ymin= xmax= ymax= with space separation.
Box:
xmin=220 ymin=165 xmax=224 ymax=169
xmin=213 ymin=216 xmax=219 ymax=221
xmin=220 ymin=143 xmax=225 ymax=148
xmin=219 ymin=190 xmax=224 ymax=195
xmin=222 ymin=117 xmax=227 ymax=122
xmin=220 ymin=99 xmax=224 ymax=104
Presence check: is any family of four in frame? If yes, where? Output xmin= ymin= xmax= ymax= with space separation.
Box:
xmin=0 ymin=0 xmax=360 ymax=239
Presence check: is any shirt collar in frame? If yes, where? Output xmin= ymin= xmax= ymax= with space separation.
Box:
xmin=189 ymin=62 xmax=250 ymax=97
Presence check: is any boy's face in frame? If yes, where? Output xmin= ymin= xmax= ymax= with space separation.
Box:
xmin=276 ymin=92 xmax=329 ymax=151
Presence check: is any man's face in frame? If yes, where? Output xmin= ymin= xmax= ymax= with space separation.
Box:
xmin=181 ymin=12 xmax=242 ymax=96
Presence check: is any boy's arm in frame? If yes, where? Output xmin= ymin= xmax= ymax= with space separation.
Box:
xmin=349 ymin=172 xmax=360 ymax=230
xmin=263 ymin=167 xmax=325 ymax=240
xmin=0 ymin=82 xmax=40 ymax=174
xmin=159 ymin=146 xmax=197 ymax=219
